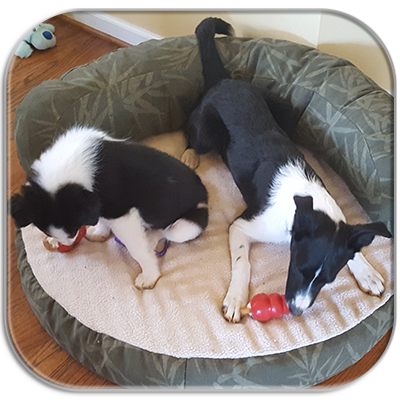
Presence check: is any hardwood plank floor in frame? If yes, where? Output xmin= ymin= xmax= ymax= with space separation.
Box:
xmin=6 ymin=14 xmax=127 ymax=390
xmin=6 ymin=13 xmax=392 ymax=391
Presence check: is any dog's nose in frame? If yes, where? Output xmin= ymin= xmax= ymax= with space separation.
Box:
xmin=289 ymin=305 xmax=304 ymax=316
xmin=286 ymin=299 xmax=305 ymax=316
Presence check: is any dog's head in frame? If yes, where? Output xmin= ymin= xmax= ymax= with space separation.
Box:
xmin=9 ymin=182 xmax=100 ymax=246
xmin=285 ymin=195 xmax=392 ymax=316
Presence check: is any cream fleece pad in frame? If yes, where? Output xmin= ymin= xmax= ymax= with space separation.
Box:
xmin=21 ymin=133 xmax=393 ymax=359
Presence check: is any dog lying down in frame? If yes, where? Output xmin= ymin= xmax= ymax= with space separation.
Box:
xmin=182 ymin=17 xmax=392 ymax=322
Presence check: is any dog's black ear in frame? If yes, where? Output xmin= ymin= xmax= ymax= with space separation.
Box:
xmin=292 ymin=195 xmax=314 ymax=240
xmin=347 ymin=222 xmax=392 ymax=253
xmin=55 ymin=184 xmax=101 ymax=227
xmin=8 ymin=192 xmax=35 ymax=227
xmin=79 ymin=191 xmax=101 ymax=226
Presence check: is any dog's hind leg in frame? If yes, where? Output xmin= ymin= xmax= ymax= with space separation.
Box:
xmin=223 ymin=218 xmax=253 ymax=323
xmin=183 ymin=101 xmax=230 ymax=166
xmin=163 ymin=204 xmax=208 ymax=244
xmin=163 ymin=219 xmax=203 ymax=243
xmin=180 ymin=148 xmax=200 ymax=170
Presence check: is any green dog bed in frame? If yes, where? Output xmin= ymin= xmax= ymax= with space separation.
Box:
xmin=13 ymin=35 xmax=393 ymax=388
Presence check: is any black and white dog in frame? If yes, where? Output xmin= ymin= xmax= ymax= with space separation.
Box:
xmin=10 ymin=126 xmax=208 ymax=289
xmin=184 ymin=18 xmax=392 ymax=322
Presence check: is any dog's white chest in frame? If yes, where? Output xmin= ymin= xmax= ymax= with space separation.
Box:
xmin=235 ymin=160 xmax=347 ymax=245
xmin=236 ymin=204 xmax=294 ymax=244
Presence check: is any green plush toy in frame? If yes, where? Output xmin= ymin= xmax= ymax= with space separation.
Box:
xmin=15 ymin=23 xmax=56 ymax=58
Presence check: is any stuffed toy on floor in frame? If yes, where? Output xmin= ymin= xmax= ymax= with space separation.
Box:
xmin=15 ymin=23 xmax=56 ymax=58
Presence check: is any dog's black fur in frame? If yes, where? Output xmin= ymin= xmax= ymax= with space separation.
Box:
xmin=10 ymin=139 xmax=208 ymax=233
xmin=287 ymin=195 xmax=391 ymax=312
xmin=11 ymin=180 xmax=101 ymax=239
xmin=185 ymin=18 xmax=392 ymax=321
xmin=186 ymin=18 xmax=318 ymax=225
xmin=187 ymin=77 xmax=317 ymax=218
xmin=93 ymin=140 xmax=209 ymax=228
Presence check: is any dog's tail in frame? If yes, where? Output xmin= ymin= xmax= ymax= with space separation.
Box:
xmin=195 ymin=17 xmax=234 ymax=92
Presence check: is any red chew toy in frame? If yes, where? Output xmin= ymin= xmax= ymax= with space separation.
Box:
xmin=58 ymin=226 xmax=87 ymax=252
xmin=241 ymin=293 xmax=290 ymax=322
xmin=43 ymin=226 xmax=87 ymax=253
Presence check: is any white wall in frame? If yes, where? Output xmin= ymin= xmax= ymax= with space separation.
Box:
xmin=68 ymin=11 xmax=393 ymax=92
xmin=106 ymin=11 xmax=322 ymax=47
xmin=318 ymin=12 xmax=393 ymax=92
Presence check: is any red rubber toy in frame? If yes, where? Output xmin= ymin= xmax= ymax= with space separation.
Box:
xmin=43 ymin=226 xmax=87 ymax=253
xmin=241 ymin=293 xmax=290 ymax=322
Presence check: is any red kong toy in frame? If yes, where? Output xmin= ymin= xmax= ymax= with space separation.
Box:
xmin=240 ymin=293 xmax=290 ymax=322
xmin=43 ymin=226 xmax=87 ymax=253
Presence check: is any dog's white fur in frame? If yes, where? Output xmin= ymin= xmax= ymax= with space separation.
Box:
xmin=221 ymin=160 xmax=385 ymax=322
xmin=32 ymin=127 xmax=106 ymax=193
xmin=86 ymin=210 xmax=204 ymax=289
xmin=233 ymin=160 xmax=345 ymax=245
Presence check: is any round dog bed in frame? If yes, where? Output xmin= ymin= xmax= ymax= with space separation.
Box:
xmin=13 ymin=35 xmax=394 ymax=388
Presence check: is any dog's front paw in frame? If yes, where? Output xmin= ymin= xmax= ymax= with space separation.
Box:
xmin=134 ymin=271 xmax=161 ymax=290
xmin=222 ymin=290 xmax=248 ymax=323
xmin=348 ymin=254 xmax=385 ymax=296
xmin=181 ymin=149 xmax=200 ymax=170
xmin=85 ymin=226 xmax=111 ymax=242
xmin=46 ymin=236 xmax=59 ymax=248
xmin=353 ymin=267 xmax=385 ymax=296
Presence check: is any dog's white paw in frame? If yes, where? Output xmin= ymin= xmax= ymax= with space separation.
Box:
xmin=46 ymin=236 xmax=59 ymax=248
xmin=181 ymin=149 xmax=200 ymax=170
xmin=348 ymin=253 xmax=385 ymax=296
xmin=134 ymin=271 xmax=161 ymax=290
xmin=353 ymin=268 xmax=385 ymax=296
xmin=85 ymin=226 xmax=111 ymax=242
xmin=222 ymin=290 xmax=248 ymax=323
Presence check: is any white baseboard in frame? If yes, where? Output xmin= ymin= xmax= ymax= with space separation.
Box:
xmin=68 ymin=12 xmax=163 ymax=45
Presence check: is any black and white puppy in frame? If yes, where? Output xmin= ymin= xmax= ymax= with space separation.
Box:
xmin=10 ymin=127 xmax=208 ymax=289
xmin=184 ymin=18 xmax=392 ymax=322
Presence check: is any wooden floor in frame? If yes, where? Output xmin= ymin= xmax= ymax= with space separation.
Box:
xmin=6 ymin=14 xmax=392 ymax=390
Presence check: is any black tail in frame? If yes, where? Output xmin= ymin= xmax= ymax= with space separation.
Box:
xmin=195 ymin=18 xmax=234 ymax=92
